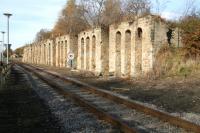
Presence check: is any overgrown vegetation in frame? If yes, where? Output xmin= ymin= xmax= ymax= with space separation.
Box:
xmin=154 ymin=11 xmax=200 ymax=78
xmin=180 ymin=13 xmax=200 ymax=59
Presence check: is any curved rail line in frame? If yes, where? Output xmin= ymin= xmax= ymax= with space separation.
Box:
xmin=19 ymin=63 xmax=200 ymax=133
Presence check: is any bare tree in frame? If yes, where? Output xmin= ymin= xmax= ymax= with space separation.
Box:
xmin=100 ymin=0 xmax=122 ymax=27
xmin=182 ymin=0 xmax=197 ymax=17
xmin=154 ymin=0 xmax=170 ymax=15
xmin=80 ymin=0 xmax=106 ymax=27
xmin=35 ymin=29 xmax=51 ymax=42
xmin=124 ymin=0 xmax=151 ymax=19
xmin=52 ymin=0 xmax=89 ymax=36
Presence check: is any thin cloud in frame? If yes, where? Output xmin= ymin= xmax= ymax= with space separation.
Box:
xmin=0 ymin=0 xmax=66 ymax=50
xmin=161 ymin=11 xmax=181 ymax=20
xmin=1 ymin=0 xmax=200 ymax=50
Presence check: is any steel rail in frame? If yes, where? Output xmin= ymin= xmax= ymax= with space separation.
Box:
xmin=19 ymin=64 xmax=137 ymax=133
xmin=19 ymin=63 xmax=200 ymax=133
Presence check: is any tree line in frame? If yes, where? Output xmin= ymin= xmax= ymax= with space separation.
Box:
xmin=15 ymin=0 xmax=200 ymax=60
xmin=35 ymin=0 xmax=152 ymax=42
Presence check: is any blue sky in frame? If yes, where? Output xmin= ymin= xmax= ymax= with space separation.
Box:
xmin=0 ymin=0 xmax=200 ymax=50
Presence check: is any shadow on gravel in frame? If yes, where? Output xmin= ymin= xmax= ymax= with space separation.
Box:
xmin=0 ymin=67 xmax=63 ymax=133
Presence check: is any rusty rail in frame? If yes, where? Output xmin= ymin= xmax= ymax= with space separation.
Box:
xmin=19 ymin=63 xmax=200 ymax=133
xmin=19 ymin=63 xmax=137 ymax=133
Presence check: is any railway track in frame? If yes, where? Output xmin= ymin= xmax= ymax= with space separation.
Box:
xmin=18 ymin=63 xmax=200 ymax=133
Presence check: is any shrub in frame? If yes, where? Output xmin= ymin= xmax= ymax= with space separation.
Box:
xmin=179 ymin=14 xmax=200 ymax=59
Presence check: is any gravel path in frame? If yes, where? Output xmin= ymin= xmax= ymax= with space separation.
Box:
xmin=0 ymin=66 xmax=62 ymax=133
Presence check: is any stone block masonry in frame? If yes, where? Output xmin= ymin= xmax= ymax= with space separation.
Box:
xmin=23 ymin=35 xmax=78 ymax=69
xmin=22 ymin=15 xmax=182 ymax=77
xmin=55 ymin=35 xmax=78 ymax=68
xmin=77 ymin=27 xmax=109 ymax=76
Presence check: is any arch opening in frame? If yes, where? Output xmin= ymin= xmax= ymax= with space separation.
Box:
xmin=135 ymin=27 xmax=143 ymax=75
xmin=115 ymin=31 xmax=121 ymax=77
xmin=49 ymin=43 xmax=51 ymax=65
xmin=81 ymin=38 xmax=84 ymax=69
xmin=125 ymin=30 xmax=131 ymax=76
xmin=137 ymin=28 xmax=143 ymax=39
xmin=86 ymin=37 xmax=90 ymax=70
xmin=92 ymin=35 xmax=96 ymax=70
xmin=60 ymin=41 xmax=64 ymax=67
xmin=39 ymin=45 xmax=42 ymax=64
xmin=65 ymin=40 xmax=68 ymax=67
xmin=58 ymin=42 xmax=60 ymax=67
xmin=44 ymin=44 xmax=46 ymax=65
xmin=167 ymin=28 xmax=173 ymax=45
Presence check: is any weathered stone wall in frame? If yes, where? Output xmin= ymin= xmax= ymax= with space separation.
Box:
xmin=22 ymin=35 xmax=77 ymax=68
xmin=55 ymin=36 xmax=68 ymax=67
xmin=77 ymin=27 xmax=109 ymax=76
xmin=22 ymin=15 xmax=182 ymax=77
xmin=55 ymin=35 xmax=78 ymax=68
xmin=109 ymin=15 xmax=175 ymax=77
xmin=171 ymin=28 xmax=183 ymax=47
xmin=69 ymin=35 xmax=78 ymax=68
xmin=101 ymin=28 xmax=109 ymax=76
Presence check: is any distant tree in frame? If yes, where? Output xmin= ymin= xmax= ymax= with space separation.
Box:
xmin=3 ymin=48 xmax=13 ymax=58
xmin=80 ymin=0 xmax=123 ymax=27
xmin=80 ymin=0 xmax=106 ymax=27
xmin=182 ymin=0 xmax=197 ymax=17
xmin=100 ymin=0 xmax=122 ymax=27
xmin=14 ymin=46 xmax=25 ymax=57
xmin=179 ymin=12 xmax=200 ymax=59
xmin=31 ymin=0 xmax=155 ymax=43
xmin=123 ymin=0 xmax=151 ymax=20
xmin=35 ymin=29 xmax=51 ymax=42
xmin=154 ymin=0 xmax=170 ymax=15
xmin=52 ymin=0 xmax=89 ymax=36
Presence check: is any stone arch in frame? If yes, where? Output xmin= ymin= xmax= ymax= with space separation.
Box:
xmin=125 ymin=30 xmax=131 ymax=76
xmin=58 ymin=41 xmax=60 ymax=67
xmin=48 ymin=43 xmax=51 ymax=65
xmin=86 ymin=37 xmax=90 ymax=70
xmin=44 ymin=44 xmax=46 ymax=65
xmin=61 ymin=41 xmax=64 ymax=67
xmin=81 ymin=38 xmax=84 ymax=69
xmin=92 ymin=35 xmax=96 ymax=70
xmin=39 ymin=44 xmax=42 ymax=64
xmin=137 ymin=28 xmax=143 ymax=39
xmin=135 ymin=27 xmax=143 ymax=75
xmin=115 ymin=31 xmax=121 ymax=77
xmin=53 ymin=42 xmax=56 ymax=66
xmin=167 ymin=28 xmax=173 ymax=45
xmin=30 ymin=47 xmax=33 ymax=63
xmin=65 ymin=40 xmax=67 ymax=67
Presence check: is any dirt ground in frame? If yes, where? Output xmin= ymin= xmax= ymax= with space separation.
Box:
xmin=34 ymin=64 xmax=200 ymax=114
